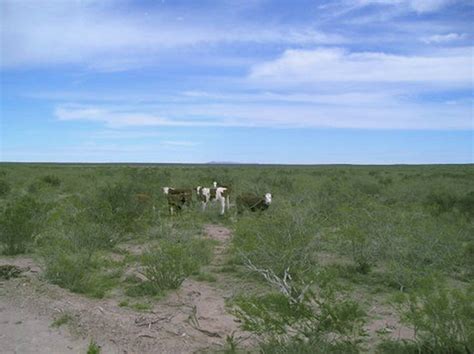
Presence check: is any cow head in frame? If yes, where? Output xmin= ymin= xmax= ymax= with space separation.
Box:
xmin=264 ymin=193 xmax=272 ymax=205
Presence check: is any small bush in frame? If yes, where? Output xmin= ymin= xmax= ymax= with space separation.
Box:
xmin=425 ymin=190 xmax=458 ymax=215
xmin=51 ymin=313 xmax=73 ymax=328
xmin=41 ymin=175 xmax=61 ymax=187
xmin=457 ymin=191 xmax=474 ymax=217
xmin=0 ymin=265 xmax=23 ymax=279
xmin=0 ymin=179 xmax=11 ymax=197
xmin=260 ymin=335 xmax=359 ymax=353
xmin=233 ymin=268 xmax=366 ymax=349
xmin=42 ymin=250 xmax=107 ymax=297
xmin=40 ymin=222 xmax=121 ymax=297
xmin=87 ymin=340 xmax=101 ymax=354
xmin=0 ymin=196 xmax=44 ymax=255
xmin=396 ymin=283 xmax=474 ymax=353
xmin=233 ymin=207 xmax=319 ymax=281
xmin=341 ymin=224 xmax=375 ymax=274
xmin=88 ymin=182 xmax=154 ymax=233
xmin=352 ymin=179 xmax=381 ymax=196
xmin=125 ymin=282 xmax=160 ymax=297
xmin=142 ymin=238 xmax=213 ymax=292
xmin=194 ymin=272 xmax=217 ymax=282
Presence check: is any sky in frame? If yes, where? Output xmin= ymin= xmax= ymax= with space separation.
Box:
xmin=0 ymin=0 xmax=473 ymax=164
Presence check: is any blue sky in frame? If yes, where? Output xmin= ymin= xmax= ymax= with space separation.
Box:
xmin=1 ymin=0 xmax=472 ymax=164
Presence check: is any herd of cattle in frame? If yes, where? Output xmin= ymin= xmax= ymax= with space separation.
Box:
xmin=162 ymin=182 xmax=272 ymax=215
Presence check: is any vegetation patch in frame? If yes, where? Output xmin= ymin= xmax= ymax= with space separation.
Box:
xmin=0 ymin=264 xmax=23 ymax=280
xmin=141 ymin=238 xmax=213 ymax=292
xmin=51 ymin=313 xmax=74 ymax=328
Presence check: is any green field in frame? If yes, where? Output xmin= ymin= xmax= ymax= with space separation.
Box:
xmin=0 ymin=163 xmax=473 ymax=353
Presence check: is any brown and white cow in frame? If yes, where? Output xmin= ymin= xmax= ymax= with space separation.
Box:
xmin=162 ymin=187 xmax=193 ymax=215
xmin=196 ymin=182 xmax=231 ymax=215
xmin=236 ymin=193 xmax=272 ymax=214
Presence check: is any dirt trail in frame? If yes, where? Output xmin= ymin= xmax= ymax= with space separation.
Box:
xmin=0 ymin=224 xmax=255 ymax=353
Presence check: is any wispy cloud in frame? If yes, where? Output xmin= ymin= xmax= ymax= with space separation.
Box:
xmin=53 ymin=97 xmax=472 ymax=131
xmin=161 ymin=140 xmax=199 ymax=147
xmin=1 ymin=0 xmax=343 ymax=69
xmin=421 ymin=32 xmax=467 ymax=43
xmin=55 ymin=105 xmax=227 ymax=128
xmin=249 ymin=47 xmax=472 ymax=84
xmin=356 ymin=0 xmax=457 ymax=13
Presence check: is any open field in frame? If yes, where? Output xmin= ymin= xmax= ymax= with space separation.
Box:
xmin=0 ymin=163 xmax=473 ymax=353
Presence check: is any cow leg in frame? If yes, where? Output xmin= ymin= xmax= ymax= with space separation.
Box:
xmin=219 ymin=197 xmax=225 ymax=215
xmin=226 ymin=196 xmax=230 ymax=210
xmin=201 ymin=201 xmax=207 ymax=211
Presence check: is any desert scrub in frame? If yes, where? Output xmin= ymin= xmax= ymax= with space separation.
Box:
xmin=382 ymin=211 xmax=468 ymax=291
xmin=260 ymin=335 xmax=360 ymax=353
xmin=87 ymin=181 xmax=155 ymax=233
xmin=233 ymin=207 xmax=320 ymax=281
xmin=393 ymin=283 xmax=474 ymax=353
xmin=233 ymin=267 xmax=366 ymax=350
xmin=141 ymin=238 xmax=213 ymax=292
xmin=0 ymin=179 xmax=11 ymax=197
xmin=42 ymin=247 xmax=119 ymax=298
xmin=0 ymin=195 xmax=45 ymax=255
xmin=87 ymin=340 xmax=101 ymax=354
xmin=41 ymin=174 xmax=61 ymax=187
xmin=51 ymin=313 xmax=73 ymax=328
xmin=40 ymin=222 xmax=122 ymax=298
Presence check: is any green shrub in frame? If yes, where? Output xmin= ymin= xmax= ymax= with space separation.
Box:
xmin=0 ymin=179 xmax=11 ymax=197
xmin=41 ymin=175 xmax=61 ymax=187
xmin=457 ymin=191 xmax=474 ymax=217
xmin=40 ymin=221 xmax=121 ymax=297
xmin=87 ymin=340 xmax=101 ymax=354
xmin=88 ymin=182 xmax=155 ymax=233
xmin=0 ymin=196 xmax=44 ymax=255
xmin=233 ymin=207 xmax=319 ymax=281
xmin=51 ymin=313 xmax=73 ymax=328
xmin=396 ymin=283 xmax=474 ymax=353
xmin=341 ymin=224 xmax=375 ymax=274
xmin=425 ymin=190 xmax=458 ymax=215
xmin=334 ymin=201 xmax=388 ymax=273
xmin=142 ymin=238 xmax=213 ymax=292
xmin=233 ymin=268 xmax=366 ymax=349
xmin=260 ymin=335 xmax=359 ymax=353
xmin=382 ymin=213 xmax=465 ymax=291
xmin=42 ymin=249 xmax=111 ymax=298
xmin=125 ymin=282 xmax=160 ymax=297
xmin=351 ymin=179 xmax=381 ymax=196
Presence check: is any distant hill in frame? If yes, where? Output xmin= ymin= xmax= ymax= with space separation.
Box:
xmin=206 ymin=161 xmax=242 ymax=165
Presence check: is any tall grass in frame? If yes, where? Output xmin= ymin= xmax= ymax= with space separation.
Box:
xmin=0 ymin=195 xmax=46 ymax=255
xmin=141 ymin=238 xmax=214 ymax=293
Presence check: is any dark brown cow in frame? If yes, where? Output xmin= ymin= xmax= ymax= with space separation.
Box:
xmin=236 ymin=193 xmax=272 ymax=214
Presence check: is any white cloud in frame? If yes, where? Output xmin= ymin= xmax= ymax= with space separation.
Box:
xmin=421 ymin=33 xmax=467 ymax=43
xmin=0 ymin=0 xmax=343 ymax=69
xmin=54 ymin=98 xmax=473 ymax=131
xmin=357 ymin=0 xmax=456 ymax=12
xmin=55 ymin=106 xmax=179 ymax=127
xmin=249 ymin=48 xmax=473 ymax=84
xmin=161 ymin=140 xmax=199 ymax=147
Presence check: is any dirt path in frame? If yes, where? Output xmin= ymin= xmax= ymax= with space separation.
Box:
xmin=0 ymin=224 xmax=255 ymax=353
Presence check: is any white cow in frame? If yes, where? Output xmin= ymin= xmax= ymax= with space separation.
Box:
xmin=196 ymin=183 xmax=230 ymax=215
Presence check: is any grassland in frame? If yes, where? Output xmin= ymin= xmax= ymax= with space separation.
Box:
xmin=0 ymin=163 xmax=473 ymax=353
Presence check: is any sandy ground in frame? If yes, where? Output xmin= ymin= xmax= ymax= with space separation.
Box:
xmin=0 ymin=225 xmax=255 ymax=354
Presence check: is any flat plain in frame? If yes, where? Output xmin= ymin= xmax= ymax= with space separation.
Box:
xmin=0 ymin=163 xmax=472 ymax=353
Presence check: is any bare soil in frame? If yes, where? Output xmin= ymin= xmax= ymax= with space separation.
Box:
xmin=0 ymin=224 xmax=256 ymax=354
